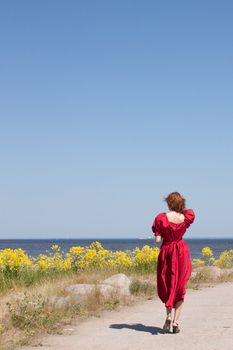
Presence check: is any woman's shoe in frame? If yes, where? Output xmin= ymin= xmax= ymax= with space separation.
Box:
xmin=163 ymin=318 xmax=172 ymax=333
xmin=172 ymin=321 xmax=180 ymax=334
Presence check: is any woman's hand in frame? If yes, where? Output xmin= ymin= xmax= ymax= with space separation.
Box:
xmin=155 ymin=235 xmax=162 ymax=243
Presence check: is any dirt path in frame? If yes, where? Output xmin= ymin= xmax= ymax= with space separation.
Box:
xmin=18 ymin=282 xmax=233 ymax=350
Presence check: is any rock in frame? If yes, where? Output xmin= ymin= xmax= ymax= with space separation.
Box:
xmin=193 ymin=266 xmax=233 ymax=279
xmin=194 ymin=266 xmax=223 ymax=278
xmin=65 ymin=283 xmax=95 ymax=294
xmin=102 ymin=273 xmax=131 ymax=296
xmin=207 ymin=266 xmax=233 ymax=278
xmin=97 ymin=284 xmax=117 ymax=298
xmin=48 ymin=295 xmax=71 ymax=308
xmin=208 ymin=266 xmax=223 ymax=278
xmin=64 ymin=284 xmax=96 ymax=302
xmin=64 ymin=283 xmax=117 ymax=301
xmin=48 ymin=275 xmax=132 ymax=309
xmin=56 ymin=296 xmax=71 ymax=308
xmin=208 ymin=266 xmax=225 ymax=278
xmin=63 ymin=274 xmax=132 ymax=303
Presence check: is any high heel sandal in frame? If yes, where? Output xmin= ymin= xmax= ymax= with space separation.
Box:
xmin=172 ymin=321 xmax=180 ymax=334
xmin=163 ymin=318 xmax=172 ymax=333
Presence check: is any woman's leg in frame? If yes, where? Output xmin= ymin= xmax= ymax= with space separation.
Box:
xmin=166 ymin=307 xmax=172 ymax=320
xmin=163 ymin=307 xmax=173 ymax=332
xmin=173 ymin=300 xmax=183 ymax=324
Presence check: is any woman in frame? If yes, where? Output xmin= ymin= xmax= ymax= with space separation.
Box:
xmin=152 ymin=192 xmax=195 ymax=334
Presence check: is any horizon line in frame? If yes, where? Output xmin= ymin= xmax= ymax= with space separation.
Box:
xmin=0 ymin=237 xmax=232 ymax=240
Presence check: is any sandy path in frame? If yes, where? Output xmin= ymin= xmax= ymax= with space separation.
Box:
xmin=17 ymin=282 xmax=233 ymax=350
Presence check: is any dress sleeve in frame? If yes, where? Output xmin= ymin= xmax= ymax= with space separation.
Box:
xmin=183 ymin=209 xmax=195 ymax=228
xmin=152 ymin=214 xmax=163 ymax=237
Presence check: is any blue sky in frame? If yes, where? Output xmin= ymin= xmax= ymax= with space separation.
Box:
xmin=0 ymin=0 xmax=233 ymax=238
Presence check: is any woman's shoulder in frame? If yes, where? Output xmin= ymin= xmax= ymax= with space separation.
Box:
xmin=153 ymin=212 xmax=167 ymax=224
xmin=182 ymin=208 xmax=195 ymax=216
xmin=182 ymin=208 xmax=195 ymax=225
xmin=152 ymin=212 xmax=167 ymax=235
xmin=155 ymin=212 xmax=167 ymax=220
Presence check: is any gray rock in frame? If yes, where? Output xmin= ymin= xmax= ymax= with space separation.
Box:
xmin=102 ymin=273 xmax=131 ymax=296
xmin=48 ymin=278 xmax=126 ymax=309
xmin=207 ymin=266 xmax=233 ymax=278
xmin=194 ymin=266 xmax=233 ymax=279
xmin=65 ymin=283 xmax=95 ymax=294
xmin=64 ymin=284 xmax=96 ymax=301
xmin=48 ymin=295 xmax=71 ymax=308
xmin=64 ymin=283 xmax=117 ymax=301
xmin=208 ymin=266 xmax=223 ymax=278
xmin=56 ymin=296 xmax=71 ymax=308
xmin=62 ymin=274 xmax=132 ymax=304
xmin=97 ymin=284 xmax=117 ymax=298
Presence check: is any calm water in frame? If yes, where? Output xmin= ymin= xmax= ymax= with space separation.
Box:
xmin=0 ymin=238 xmax=232 ymax=259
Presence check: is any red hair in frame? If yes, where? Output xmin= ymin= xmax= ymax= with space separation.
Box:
xmin=164 ymin=192 xmax=186 ymax=213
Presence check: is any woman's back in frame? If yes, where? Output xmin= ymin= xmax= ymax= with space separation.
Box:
xmin=166 ymin=211 xmax=185 ymax=224
xmin=152 ymin=209 xmax=195 ymax=244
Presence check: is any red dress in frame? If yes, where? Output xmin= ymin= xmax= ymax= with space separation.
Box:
xmin=152 ymin=209 xmax=195 ymax=309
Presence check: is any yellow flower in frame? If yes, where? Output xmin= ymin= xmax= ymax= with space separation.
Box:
xmin=63 ymin=257 xmax=72 ymax=270
xmin=69 ymin=246 xmax=84 ymax=255
xmin=202 ymin=246 xmax=213 ymax=257
xmin=192 ymin=258 xmax=205 ymax=267
xmin=89 ymin=241 xmax=103 ymax=250
xmin=51 ymin=244 xmax=60 ymax=251
xmin=0 ymin=248 xmax=32 ymax=272
xmin=201 ymin=246 xmax=215 ymax=266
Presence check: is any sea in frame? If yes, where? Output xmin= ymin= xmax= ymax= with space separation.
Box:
xmin=0 ymin=238 xmax=232 ymax=260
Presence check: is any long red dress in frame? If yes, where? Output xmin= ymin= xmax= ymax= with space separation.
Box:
xmin=152 ymin=209 xmax=195 ymax=309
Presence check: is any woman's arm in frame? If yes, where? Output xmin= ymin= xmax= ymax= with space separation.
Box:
xmin=155 ymin=235 xmax=162 ymax=243
xmin=152 ymin=214 xmax=163 ymax=243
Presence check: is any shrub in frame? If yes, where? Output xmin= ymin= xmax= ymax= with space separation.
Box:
xmin=214 ymin=249 xmax=233 ymax=268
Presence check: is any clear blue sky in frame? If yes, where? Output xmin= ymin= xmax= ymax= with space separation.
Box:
xmin=0 ymin=0 xmax=233 ymax=239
